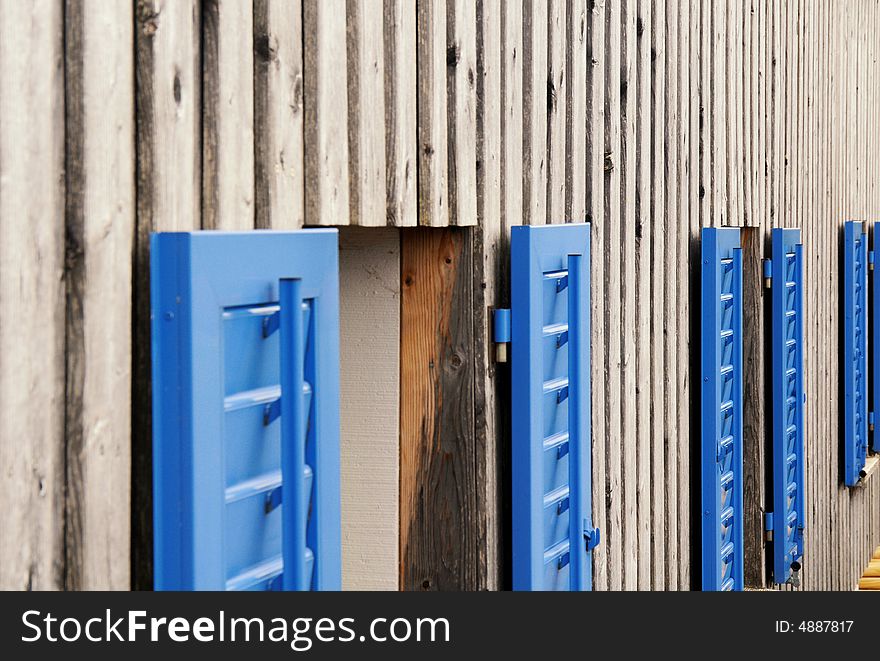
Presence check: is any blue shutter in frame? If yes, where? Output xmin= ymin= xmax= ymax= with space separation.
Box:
xmin=151 ymin=230 xmax=341 ymax=591
xmin=874 ymin=222 xmax=880 ymax=454
xmin=770 ymin=228 xmax=805 ymax=584
xmin=510 ymin=223 xmax=597 ymax=591
xmin=844 ymin=220 xmax=869 ymax=486
xmin=700 ymin=227 xmax=743 ymax=592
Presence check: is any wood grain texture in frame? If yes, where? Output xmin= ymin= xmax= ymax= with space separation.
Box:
xmin=304 ymin=0 xmax=350 ymax=226
xmin=132 ymin=0 xmax=201 ymax=589
xmin=384 ymin=0 xmax=418 ymax=227
xmin=417 ymin=0 xmax=448 ymax=227
xmin=399 ymin=228 xmax=483 ymax=590
xmin=448 ymin=0 xmax=478 ymax=226
xmin=546 ymin=0 xmax=567 ymax=224
xmin=201 ymin=0 xmax=254 ymax=230
xmin=254 ymin=0 xmax=304 ymax=230
xmin=476 ymin=0 xmax=502 ymax=589
xmin=740 ymin=228 xmax=767 ymax=588
xmin=339 ymin=229 xmax=400 ymax=589
xmin=523 ymin=0 xmax=548 ymax=226
xmin=0 ymin=0 xmax=66 ymax=591
xmin=63 ymin=0 xmax=134 ymax=590
xmin=347 ymin=0 xmax=387 ymax=227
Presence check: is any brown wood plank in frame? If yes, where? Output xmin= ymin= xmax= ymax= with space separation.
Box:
xmin=741 ymin=227 xmax=767 ymax=588
xmin=399 ymin=228 xmax=483 ymax=590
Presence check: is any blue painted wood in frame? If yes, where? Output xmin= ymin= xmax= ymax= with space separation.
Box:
xmin=511 ymin=223 xmax=595 ymax=591
xmin=700 ymin=227 xmax=743 ymax=592
xmin=874 ymin=222 xmax=880 ymax=454
xmin=770 ymin=229 xmax=805 ymax=584
xmin=151 ymin=230 xmax=341 ymax=591
xmin=844 ymin=221 xmax=868 ymax=487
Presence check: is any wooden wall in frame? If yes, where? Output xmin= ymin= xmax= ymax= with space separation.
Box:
xmin=1 ymin=0 xmax=879 ymax=591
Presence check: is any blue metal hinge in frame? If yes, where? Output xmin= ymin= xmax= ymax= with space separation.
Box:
xmin=870 ymin=250 xmax=875 ymax=271
xmin=763 ymin=258 xmax=772 ymax=289
xmin=493 ymin=308 xmax=511 ymax=363
xmin=584 ymin=526 xmax=601 ymax=551
xmin=871 ymin=411 xmax=876 ymax=432
xmin=764 ymin=512 xmax=774 ymax=542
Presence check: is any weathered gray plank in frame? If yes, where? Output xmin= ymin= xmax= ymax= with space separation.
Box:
xmin=202 ymin=0 xmax=254 ymax=230
xmin=417 ymin=0 xmax=448 ymax=227
xmin=547 ymin=0 xmax=567 ymax=224
xmin=347 ymin=0 xmax=388 ymax=227
xmin=586 ymin=0 xmax=608 ymax=591
xmin=132 ymin=0 xmax=202 ymax=588
xmin=304 ymin=0 xmax=350 ymax=226
xmin=384 ymin=0 xmax=417 ymax=227
xmin=523 ymin=0 xmax=548 ymax=226
xmin=0 ymin=0 xmax=66 ymax=591
xmin=567 ymin=0 xmax=588 ymax=224
xmin=63 ymin=0 xmax=134 ymax=591
xmin=449 ymin=0 xmax=478 ymax=227
xmin=254 ymin=0 xmax=305 ymax=229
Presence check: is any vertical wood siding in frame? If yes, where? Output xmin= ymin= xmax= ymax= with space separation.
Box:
xmin=1 ymin=0 xmax=880 ymax=591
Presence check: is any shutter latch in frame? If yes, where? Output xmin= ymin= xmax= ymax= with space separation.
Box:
xmin=870 ymin=411 xmax=875 ymax=432
xmin=870 ymin=250 xmax=875 ymax=271
xmin=764 ymin=511 xmax=774 ymax=542
xmin=493 ymin=308 xmax=511 ymax=363
xmin=584 ymin=525 xmax=601 ymax=551
xmin=763 ymin=258 xmax=772 ymax=289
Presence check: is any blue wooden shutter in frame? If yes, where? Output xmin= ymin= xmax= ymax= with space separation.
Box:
xmin=700 ymin=227 xmax=743 ymax=592
xmin=510 ymin=223 xmax=597 ymax=591
xmin=151 ymin=230 xmax=341 ymax=591
xmin=769 ymin=228 xmax=805 ymax=584
xmin=844 ymin=221 xmax=868 ymax=486
xmin=873 ymin=222 xmax=880 ymax=454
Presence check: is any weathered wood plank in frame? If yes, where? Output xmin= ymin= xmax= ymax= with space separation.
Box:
xmin=202 ymin=0 xmax=254 ymax=230
xmin=567 ymin=0 xmax=588 ymax=224
xmin=339 ymin=228 xmax=400 ymax=590
xmin=663 ymin=0 xmax=680 ymax=591
xmin=448 ymin=0 xmax=478 ymax=227
xmin=675 ymin=0 xmax=692 ymax=590
xmin=604 ymin=0 xmax=623 ymax=591
xmin=0 ymin=0 xmax=66 ymax=591
xmin=132 ymin=0 xmax=201 ymax=589
xmin=620 ymin=0 xmax=638 ymax=590
xmin=586 ymin=0 xmax=608 ymax=591
xmin=384 ymin=0 xmax=417 ymax=227
xmin=649 ymin=0 xmax=666 ymax=591
xmin=523 ymin=0 xmax=548 ymax=226
xmin=634 ymin=0 xmax=652 ymax=590
xmin=417 ymin=0 xmax=448 ymax=227
xmin=347 ymin=0 xmax=387 ymax=227
xmin=399 ymin=228 xmax=483 ymax=590
xmin=476 ymin=0 xmax=502 ymax=589
xmin=63 ymin=0 xmax=134 ymax=591
xmin=741 ymin=227 xmax=767 ymax=588
xmin=304 ymin=0 xmax=350 ymax=226
xmin=547 ymin=0 xmax=567 ymax=224
xmin=254 ymin=0 xmax=304 ymax=229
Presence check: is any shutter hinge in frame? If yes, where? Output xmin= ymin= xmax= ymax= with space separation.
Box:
xmin=584 ymin=525 xmax=601 ymax=551
xmin=764 ymin=512 xmax=774 ymax=542
xmin=870 ymin=250 xmax=875 ymax=271
xmin=493 ymin=308 xmax=511 ymax=363
xmin=763 ymin=258 xmax=772 ymax=289
xmin=870 ymin=411 xmax=875 ymax=432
